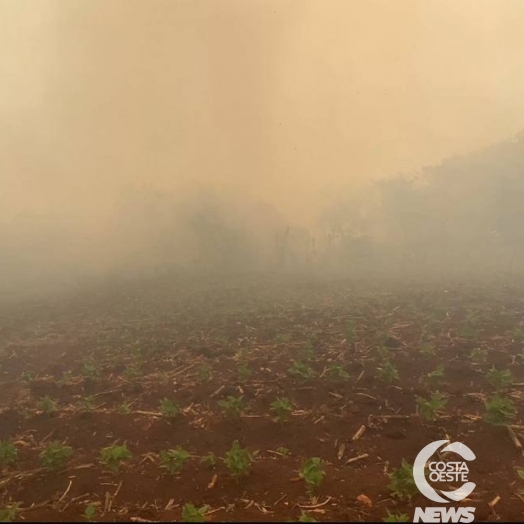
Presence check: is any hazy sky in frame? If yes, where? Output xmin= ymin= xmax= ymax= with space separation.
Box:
xmin=2 ymin=0 xmax=524 ymax=226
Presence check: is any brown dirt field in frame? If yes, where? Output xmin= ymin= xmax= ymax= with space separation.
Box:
xmin=1 ymin=273 xmax=524 ymax=522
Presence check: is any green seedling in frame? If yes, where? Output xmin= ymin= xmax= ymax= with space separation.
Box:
xmin=132 ymin=346 xmax=145 ymax=361
xmin=270 ymin=397 xmax=293 ymax=423
xmin=159 ymin=447 xmax=190 ymax=474
xmin=0 ymin=440 xmax=17 ymax=467
xmin=378 ymin=331 xmax=390 ymax=345
xmin=58 ymin=371 xmax=73 ymax=386
xmin=40 ymin=441 xmax=73 ymax=469
xmin=378 ymin=360 xmax=400 ymax=383
xmin=277 ymin=446 xmax=291 ymax=458
xmin=383 ymin=511 xmax=410 ymax=522
xmin=276 ymin=333 xmax=292 ymax=344
xmin=486 ymin=366 xmax=513 ymax=390
xmin=483 ymin=394 xmax=517 ymax=425
xmin=159 ymin=398 xmax=181 ymax=419
xmin=288 ymin=360 xmax=316 ymax=379
xmin=303 ymin=339 xmax=315 ymax=360
xmin=416 ymin=392 xmax=448 ymax=421
xmin=388 ymin=459 xmax=419 ymax=500
xmin=419 ymin=342 xmax=436 ymax=357
xmin=218 ymin=395 xmax=244 ymax=418
xmin=0 ymin=504 xmax=19 ymax=523
xmin=119 ymin=402 xmax=132 ymax=414
xmin=424 ymin=364 xmax=445 ymax=387
xmin=377 ymin=346 xmax=391 ymax=360
xmin=21 ymin=371 xmax=34 ymax=383
xmin=197 ymin=364 xmax=213 ymax=383
xmin=420 ymin=324 xmax=431 ymax=339
xmin=100 ymin=444 xmax=132 ymax=472
xmin=223 ymin=440 xmax=257 ymax=480
xmin=469 ymin=347 xmax=488 ymax=363
xmin=123 ymin=365 xmax=141 ymax=378
xmin=512 ymin=327 xmax=524 ymax=343
xmin=328 ymin=364 xmax=350 ymax=379
xmin=83 ymin=504 xmax=97 ymax=522
xmin=181 ymin=503 xmax=209 ymax=523
xmin=299 ymin=457 xmax=325 ymax=494
xmin=36 ymin=396 xmax=58 ymax=415
xmin=81 ymin=361 xmax=100 ymax=380
xmin=298 ymin=511 xmax=317 ymax=522
xmin=200 ymin=452 xmax=216 ymax=468
xmin=465 ymin=310 xmax=479 ymax=325
xmin=237 ymin=362 xmax=252 ymax=382
xmin=517 ymin=467 xmax=524 ymax=481
xmin=459 ymin=324 xmax=477 ymax=339
xmin=346 ymin=321 xmax=357 ymax=343
xmin=80 ymin=395 xmax=97 ymax=411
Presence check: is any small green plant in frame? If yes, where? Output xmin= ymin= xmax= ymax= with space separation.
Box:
xmin=132 ymin=346 xmax=146 ymax=362
xmin=159 ymin=398 xmax=181 ymax=419
xmin=181 ymin=503 xmax=209 ymax=523
xmin=483 ymin=394 xmax=517 ymax=425
xmin=58 ymin=371 xmax=73 ymax=386
xmin=81 ymin=361 xmax=100 ymax=380
xmin=419 ymin=342 xmax=436 ymax=357
xmin=486 ymin=366 xmax=513 ymax=390
xmin=0 ymin=440 xmax=17 ymax=467
xmin=303 ymin=339 xmax=315 ymax=360
xmin=40 ymin=441 xmax=73 ymax=469
xmin=416 ymin=391 xmax=448 ymax=421
xmin=378 ymin=360 xmax=400 ymax=383
xmin=80 ymin=395 xmax=97 ymax=411
xmin=288 ymin=360 xmax=316 ymax=379
xmin=377 ymin=345 xmax=390 ymax=360
xmin=223 ymin=440 xmax=257 ymax=480
xmin=159 ymin=447 xmax=190 ymax=475
xmin=270 ymin=397 xmax=293 ymax=423
xmin=388 ymin=459 xmax=419 ymax=500
xmin=424 ymin=364 xmax=445 ymax=387
xmin=516 ymin=466 xmax=524 ymax=481
xmin=459 ymin=324 xmax=477 ymax=339
xmin=123 ymin=365 xmax=141 ymax=378
xmin=276 ymin=332 xmax=292 ymax=344
xmin=21 ymin=371 xmax=34 ymax=383
xmin=218 ymin=395 xmax=244 ymax=418
xmin=83 ymin=504 xmax=97 ymax=522
xmin=277 ymin=446 xmax=291 ymax=458
xmin=299 ymin=457 xmax=325 ymax=494
xmin=197 ymin=364 xmax=213 ymax=383
xmin=465 ymin=310 xmax=479 ymax=325
xmin=328 ymin=364 xmax=350 ymax=379
xmin=36 ymin=396 xmax=58 ymax=415
xmin=200 ymin=452 xmax=216 ymax=468
xmin=0 ymin=504 xmax=19 ymax=523
xmin=119 ymin=401 xmax=132 ymax=414
xmin=346 ymin=321 xmax=357 ymax=342
xmin=383 ymin=511 xmax=410 ymax=522
xmin=512 ymin=327 xmax=524 ymax=343
xmin=237 ymin=362 xmax=252 ymax=382
xmin=298 ymin=510 xmax=318 ymax=523
xmin=100 ymin=443 xmax=132 ymax=472
xmin=378 ymin=330 xmax=390 ymax=345
xmin=469 ymin=347 xmax=488 ymax=363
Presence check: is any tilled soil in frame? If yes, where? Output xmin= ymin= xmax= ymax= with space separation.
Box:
xmin=1 ymin=273 xmax=524 ymax=522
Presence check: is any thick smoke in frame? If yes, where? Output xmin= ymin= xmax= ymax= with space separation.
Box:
xmin=1 ymin=1 xmax=524 ymax=296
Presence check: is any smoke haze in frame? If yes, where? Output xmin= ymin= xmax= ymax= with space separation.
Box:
xmin=2 ymin=0 xmax=524 ymax=293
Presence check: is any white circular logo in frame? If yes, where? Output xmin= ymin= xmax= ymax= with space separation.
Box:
xmin=413 ymin=440 xmax=476 ymax=503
